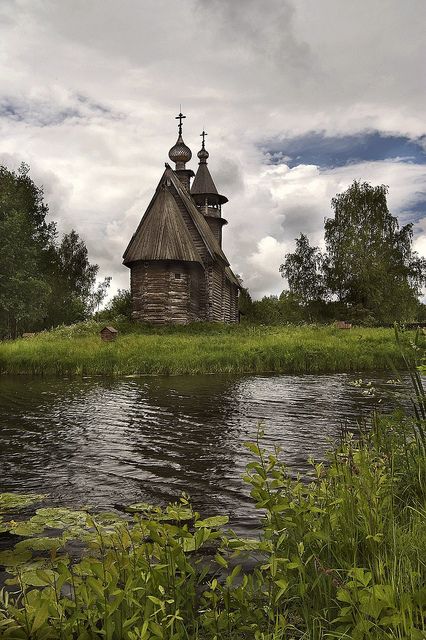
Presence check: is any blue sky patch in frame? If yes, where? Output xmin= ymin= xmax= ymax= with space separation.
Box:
xmin=0 ymin=98 xmax=80 ymax=126
xmin=0 ymin=94 xmax=115 ymax=127
xmin=399 ymin=197 xmax=426 ymax=225
xmin=264 ymin=132 xmax=426 ymax=169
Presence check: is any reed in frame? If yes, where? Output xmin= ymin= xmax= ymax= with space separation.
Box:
xmin=0 ymin=321 xmax=411 ymax=376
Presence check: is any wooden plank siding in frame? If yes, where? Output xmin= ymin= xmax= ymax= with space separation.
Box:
xmin=124 ymin=165 xmax=240 ymax=325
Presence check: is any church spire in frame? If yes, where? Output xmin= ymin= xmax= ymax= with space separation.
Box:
xmin=191 ymin=131 xmax=228 ymax=246
xmin=197 ymin=130 xmax=209 ymax=164
xmin=191 ymin=131 xmax=228 ymax=205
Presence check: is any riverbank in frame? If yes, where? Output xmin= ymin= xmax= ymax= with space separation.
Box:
xmin=0 ymin=321 xmax=413 ymax=376
xmin=1 ymin=384 xmax=425 ymax=639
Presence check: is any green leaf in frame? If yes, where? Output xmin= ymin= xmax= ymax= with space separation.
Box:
xmin=86 ymin=576 xmax=105 ymax=599
xmin=31 ymin=600 xmax=49 ymax=633
xmin=275 ymin=579 xmax=289 ymax=590
xmin=244 ymin=442 xmax=261 ymax=456
xmin=215 ymin=553 xmax=228 ymax=568
xmin=149 ymin=620 xmax=163 ymax=638
xmin=195 ymin=516 xmax=229 ymax=528
xmin=0 ymin=550 xmax=32 ymax=567
xmin=182 ymin=536 xmax=196 ymax=552
xmin=337 ymin=588 xmax=353 ymax=605
xmin=21 ymin=570 xmax=56 ymax=586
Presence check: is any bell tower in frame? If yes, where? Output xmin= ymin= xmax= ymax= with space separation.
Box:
xmin=190 ymin=131 xmax=228 ymax=247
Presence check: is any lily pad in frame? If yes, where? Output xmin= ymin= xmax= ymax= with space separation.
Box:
xmin=14 ymin=537 xmax=65 ymax=552
xmin=10 ymin=521 xmax=46 ymax=536
xmin=0 ymin=493 xmax=45 ymax=514
xmin=30 ymin=507 xmax=88 ymax=530
xmin=159 ymin=508 xmax=194 ymax=522
xmin=0 ymin=550 xmax=32 ymax=567
xmin=124 ymin=502 xmax=156 ymax=514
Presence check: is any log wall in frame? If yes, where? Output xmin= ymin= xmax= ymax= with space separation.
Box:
xmin=131 ymin=261 xmax=207 ymax=324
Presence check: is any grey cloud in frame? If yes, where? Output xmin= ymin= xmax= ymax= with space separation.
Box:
xmin=0 ymin=0 xmax=425 ymax=300
xmin=0 ymin=94 xmax=118 ymax=127
xmin=0 ymin=98 xmax=80 ymax=126
xmin=212 ymin=158 xmax=245 ymax=197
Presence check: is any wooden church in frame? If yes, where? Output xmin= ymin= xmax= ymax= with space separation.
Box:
xmin=123 ymin=113 xmax=240 ymax=324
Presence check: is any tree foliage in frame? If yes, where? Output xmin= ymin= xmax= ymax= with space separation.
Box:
xmin=97 ymin=288 xmax=132 ymax=321
xmin=324 ymin=181 xmax=425 ymax=321
xmin=0 ymin=164 xmax=110 ymax=337
xmin=279 ymin=233 xmax=324 ymax=306
xmin=281 ymin=181 xmax=426 ymax=324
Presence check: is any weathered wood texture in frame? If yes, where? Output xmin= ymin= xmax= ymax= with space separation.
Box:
xmin=124 ymin=164 xmax=239 ymax=325
xmin=100 ymin=327 xmax=118 ymax=341
xmin=131 ymin=261 xmax=208 ymax=324
xmin=204 ymin=216 xmax=223 ymax=245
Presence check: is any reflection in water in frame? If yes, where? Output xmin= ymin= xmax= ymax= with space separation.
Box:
xmin=0 ymin=373 xmax=407 ymax=533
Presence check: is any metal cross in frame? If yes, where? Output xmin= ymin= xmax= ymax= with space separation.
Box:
xmin=175 ymin=110 xmax=186 ymax=135
xmin=200 ymin=130 xmax=208 ymax=148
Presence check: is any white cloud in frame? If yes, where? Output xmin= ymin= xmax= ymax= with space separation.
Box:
xmin=0 ymin=0 xmax=425 ymax=300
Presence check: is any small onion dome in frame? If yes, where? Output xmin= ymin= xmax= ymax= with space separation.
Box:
xmin=168 ymin=134 xmax=192 ymax=167
xmin=197 ymin=146 xmax=209 ymax=163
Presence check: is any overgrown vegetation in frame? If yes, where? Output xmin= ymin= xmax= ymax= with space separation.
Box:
xmin=0 ymin=363 xmax=425 ymax=638
xmin=0 ymin=322 xmax=412 ymax=376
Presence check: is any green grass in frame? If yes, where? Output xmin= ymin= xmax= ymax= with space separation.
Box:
xmin=0 ymin=321 xmax=413 ymax=376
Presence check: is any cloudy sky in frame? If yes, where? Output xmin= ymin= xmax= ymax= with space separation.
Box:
xmin=1 ymin=0 xmax=425 ymax=299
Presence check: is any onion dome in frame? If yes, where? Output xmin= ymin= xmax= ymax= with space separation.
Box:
xmin=197 ymin=146 xmax=209 ymax=163
xmin=168 ymin=111 xmax=192 ymax=170
xmin=168 ymin=133 xmax=192 ymax=168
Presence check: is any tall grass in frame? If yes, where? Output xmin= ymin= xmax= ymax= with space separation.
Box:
xmin=0 ymin=348 xmax=425 ymax=638
xmin=0 ymin=321 xmax=411 ymax=376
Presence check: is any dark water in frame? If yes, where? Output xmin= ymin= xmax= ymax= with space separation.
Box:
xmin=0 ymin=373 xmax=408 ymax=534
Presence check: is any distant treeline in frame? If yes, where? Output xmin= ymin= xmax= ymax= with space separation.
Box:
xmin=242 ymin=181 xmax=426 ymax=327
xmin=240 ymin=289 xmax=426 ymax=327
xmin=0 ymin=164 xmax=110 ymax=339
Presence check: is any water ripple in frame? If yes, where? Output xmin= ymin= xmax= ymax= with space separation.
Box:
xmin=0 ymin=373 xmax=410 ymax=534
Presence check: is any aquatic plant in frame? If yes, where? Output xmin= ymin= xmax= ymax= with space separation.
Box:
xmin=0 ymin=404 xmax=425 ymax=638
xmin=0 ymin=329 xmax=424 ymax=638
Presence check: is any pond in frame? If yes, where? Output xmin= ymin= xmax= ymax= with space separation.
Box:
xmin=0 ymin=372 xmax=408 ymax=534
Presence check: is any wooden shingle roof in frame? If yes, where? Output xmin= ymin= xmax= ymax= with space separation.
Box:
xmin=123 ymin=165 xmax=239 ymax=289
xmin=167 ymin=167 xmax=229 ymax=265
xmin=191 ymin=163 xmax=228 ymax=204
xmin=123 ymin=178 xmax=202 ymax=265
